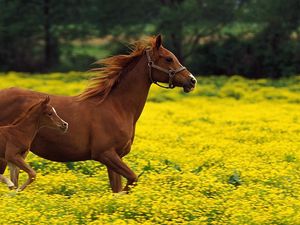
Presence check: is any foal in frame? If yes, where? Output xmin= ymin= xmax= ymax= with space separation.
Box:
xmin=0 ymin=96 xmax=68 ymax=191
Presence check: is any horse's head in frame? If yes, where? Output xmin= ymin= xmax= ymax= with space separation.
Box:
xmin=146 ymin=35 xmax=196 ymax=92
xmin=38 ymin=96 xmax=68 ymax=133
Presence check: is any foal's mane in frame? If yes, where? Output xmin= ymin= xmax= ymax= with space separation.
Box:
xmin=11 ymin=100 xmax=42 ymax=125
xmin=78 ymin=37 xmax=156 ymax=102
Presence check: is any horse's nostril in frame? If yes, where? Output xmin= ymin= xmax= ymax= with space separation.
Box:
xmin=191 ymin=77 xmax=196 ymax=84
xmin=63 ymin=123 xmax=68 ymax=127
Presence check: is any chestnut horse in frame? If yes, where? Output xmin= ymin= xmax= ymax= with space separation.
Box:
xmin=0 ymin=35 xmax=196 ymax=192
xmin=0 ymin=96 xmax=68 ymax=191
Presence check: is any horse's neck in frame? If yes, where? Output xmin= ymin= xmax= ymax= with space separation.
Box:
xmin=108 ymin=54 xmax=151 ymax=123
xmin=14 ymin=113 xmax=40 ymax=141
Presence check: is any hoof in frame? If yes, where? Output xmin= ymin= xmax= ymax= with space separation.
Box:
xmin=8 ymin=185 xmax=17 ymax=190
xmin=16 ymin=188 xmax=23 ymax=192
xmin=113 ymin=191 xmax=128 ymax=196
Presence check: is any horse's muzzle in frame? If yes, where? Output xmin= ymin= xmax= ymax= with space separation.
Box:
xmin=183 ymin=74 xmax=197 ymax=93
xmin=59 ymin=122 xmax=68 ymax=133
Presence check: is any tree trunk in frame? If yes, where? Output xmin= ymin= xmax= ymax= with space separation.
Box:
xmin=43 ymin=0 xmax=58 ymax=71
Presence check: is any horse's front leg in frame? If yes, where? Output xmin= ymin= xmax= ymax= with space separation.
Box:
xmin=0 ymin=156 xmax=15 ymax=189
xmin=0 ymin=174 xmax=15 ymax=189
xmin=107 ymin=168 xmax=122 ymax=193
xmin=9 ymin=151 xmax=28 ymax=188
xmin=6 ymin=145 xmax=36 ymax=191
xmin=8 ymin=162 xmax=19 ymax=188
xmin=7 ymin=155 xmax=36 ymax=191
xmin=106 ymin=143 xmax=132 ymax=193
xmin=8 ymin=162 xmax=19 ymax=187
xmin=96 ymin=149 xmax=137 ymax=193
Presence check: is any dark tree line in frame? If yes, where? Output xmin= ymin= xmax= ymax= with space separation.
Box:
xmin=0 ymin=0 xmax=95 ymax=71
xmin=0 ymin=0 xmax=300 ymax=77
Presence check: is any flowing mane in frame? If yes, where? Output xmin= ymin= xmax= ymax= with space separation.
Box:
xmin=78 ymin=37 xmax=156 ymax=102
xmin=11 ymin=100 xmax=41 ymax=125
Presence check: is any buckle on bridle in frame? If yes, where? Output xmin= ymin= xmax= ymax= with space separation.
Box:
xmin=146 ymin=49 xmax=186 ymax=89
xmin=169 ymin=70 xmax=175 ymax=76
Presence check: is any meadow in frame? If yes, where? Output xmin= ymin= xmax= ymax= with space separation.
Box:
xmin=0 ymin=72 xmax=300 ymax=224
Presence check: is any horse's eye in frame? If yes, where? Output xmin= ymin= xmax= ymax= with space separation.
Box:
xmin=165 ymin=57 xmax=173 ymax=63
xmin=48 ymin=112 xmax=52 ymax=116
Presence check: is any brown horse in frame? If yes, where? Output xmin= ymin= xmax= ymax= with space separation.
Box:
xmin=0 ymin=96 xmax=68 ymax=191
xmin=0 ymin=35 xmax=196 ymax=192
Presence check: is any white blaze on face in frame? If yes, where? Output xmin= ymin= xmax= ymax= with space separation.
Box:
xmin=52 ymin=107 xmax=68 ymax=131
xmin=52 ymin=107 xmax=61 ymax=125
xmin=52 ymin=107 xmax=57 ymax=116
xmin=189 ymin=73 xmax=197 ymax=84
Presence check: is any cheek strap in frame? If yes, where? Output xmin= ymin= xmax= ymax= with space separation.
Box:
xmin=146 ymin=49 xmax=186 ymax=89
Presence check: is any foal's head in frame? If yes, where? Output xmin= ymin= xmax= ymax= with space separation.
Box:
xmin=147 ymin=35 xmax=197 ymax=92
xmin=35 ymin=96 xmax=68 ymax=133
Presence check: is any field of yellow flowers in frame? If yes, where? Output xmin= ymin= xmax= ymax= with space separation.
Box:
xmin=0 ymin=72 xmax=300 ymax=224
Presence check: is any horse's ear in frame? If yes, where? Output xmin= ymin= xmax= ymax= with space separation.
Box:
xmin=41 ymin=96 xmax=50 ymax=105
xmin=155 ymin=34 xmax=162 ymax=50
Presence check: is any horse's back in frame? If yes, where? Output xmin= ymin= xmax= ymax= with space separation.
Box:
xmin=0 ymin=87 xmax=40 ymax=97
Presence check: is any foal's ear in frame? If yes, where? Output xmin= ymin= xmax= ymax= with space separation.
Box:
xmin=41 ymin=96 xmax=50 ymax=105
xmin=155 ymin=34 xmax=162 ymax=50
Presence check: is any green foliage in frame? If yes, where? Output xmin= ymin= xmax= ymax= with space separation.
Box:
xmin=228 ymin=171 xmax=242 ymax=187
xmin=0 ymin=0 xmax=96 ymax=71
xmin=1 ymin=0 xmax=300 ymax=77
xmin=192 ymin=37 xmax=300 ymax=78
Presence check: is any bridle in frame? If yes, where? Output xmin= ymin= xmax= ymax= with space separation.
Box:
xmin=146 ymin=49 xmax=186 ymax=89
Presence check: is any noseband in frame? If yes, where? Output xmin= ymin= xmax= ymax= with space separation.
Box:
xmin=146 ymin=49 xmax=186 ymax=89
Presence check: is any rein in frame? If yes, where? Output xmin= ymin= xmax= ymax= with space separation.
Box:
xmin=145 ymin=49 xmax=186 ymax=89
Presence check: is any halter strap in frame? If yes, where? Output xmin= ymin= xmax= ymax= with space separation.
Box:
xmin=146 ymin=49 xmax=186 ymax=89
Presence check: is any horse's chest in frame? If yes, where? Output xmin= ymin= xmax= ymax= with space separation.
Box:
xmin=116 ymin=139 xmax=132 ymax=157
xmin=93 ymin=116 xmax=135 ymax=157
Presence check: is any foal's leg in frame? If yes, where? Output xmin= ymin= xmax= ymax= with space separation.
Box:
xmin=8 ymin=162 xmax=19 ymax=187
xmin=0 ymin=174 xmax=15 ymax=189
xmin=107 ymin=168 xmax=122 ymax=193
xmin=6 ymin=154 xmax=36 ymax=191
xmin=97 ymin=150 xmax=137 ymax=192
xmin=10 ymin=151 xmax=28 ymax=188
xmin=0 ymin=159 xmax=14 ymax=189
